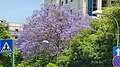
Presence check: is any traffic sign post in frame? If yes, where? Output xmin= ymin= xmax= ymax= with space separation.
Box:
xmin=12 ymin=40 xmax=14 ymax=67
xmin=113 ymin=47 xmax=120 ymax=67
xmin=112 ymin=56 xmax=120 ymax=66
xmin=113 ymin=47 xmax=120 ymax=56
xmin=0 ymin=39 xmax=14 ymax=67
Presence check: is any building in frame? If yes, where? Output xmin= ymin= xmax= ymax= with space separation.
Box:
xmin=44 ymin=0 xmax=117 ymax=15
xmin=8 ymin=22 xmax=22 ymax=40
xmin=45 ymin=0 xmax=89 ymax=15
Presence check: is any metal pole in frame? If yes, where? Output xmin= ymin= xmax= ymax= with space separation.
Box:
xmin=42 ymin=40 xmax=58 ymax=62
xmin=12 ymin=40 xmax=14 ymax=67
xmin=53 ymin=44 xmax=58 ymax=62
xmin=56 ymin=45 xmax=58 ymax=62
xmin=103 ymin=13 xmax=119 ymax=46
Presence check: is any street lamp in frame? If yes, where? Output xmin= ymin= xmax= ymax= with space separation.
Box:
xmin=92 ymin=10 xmax=119 ymax=47
xmin=42 ymin=40 xmax=58 ymax=62
xmin=42 ymin=40 xmax=49 ymax=44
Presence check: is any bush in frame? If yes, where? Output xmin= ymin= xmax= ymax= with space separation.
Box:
xmin=46 ymin=63 xmax=58 ymax=67
xmin=17 ymin=56 xmax=56 ymax=67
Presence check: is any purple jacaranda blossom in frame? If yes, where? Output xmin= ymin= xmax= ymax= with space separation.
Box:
xmin=16 ymin=3 xmax=93 ymax=60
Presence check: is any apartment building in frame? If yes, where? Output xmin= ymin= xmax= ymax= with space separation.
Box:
xmin=45 ymin=0 xmax=89 ymax=15
xmin=44 ymin=0 xmax=117 ymax=15
xmin=8 ymin=22 xmax=22 ymax=40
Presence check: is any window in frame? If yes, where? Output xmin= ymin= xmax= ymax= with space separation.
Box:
xmin=62 ymin=1 xmax=63 ymax=5
xmin=92 ymin=14 xmax=97 ymax=16
xmin=102 ymin=1 xmax=107 ymax=7
xmin=71 ymin=0 xmax=73 ymax=2
xmin=0 ymin=20 xmax=3 ymax=23
xmin=15 ymin=29 xmax=18 ymax=32
xmin=111 ymin=1 xmax=115 ymax=4
xmin=66 ymin=0 xmax=68 ymax=4
xmin=70 ymin=10 xmax=72 ymax=14
xmin=1 ymin=21 xmax=3 ymax=22
xmin=15 ymin=36 xmax=18 ymax=39
xmin=93 ymin=0 xmax=97 ymax=11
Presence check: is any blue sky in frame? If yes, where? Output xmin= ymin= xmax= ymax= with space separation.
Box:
xmin=0 ymin=0 xmax=44 ymax=23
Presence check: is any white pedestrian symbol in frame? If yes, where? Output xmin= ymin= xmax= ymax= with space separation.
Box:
xmin=1 ymin=42 xmax=11 ymax=52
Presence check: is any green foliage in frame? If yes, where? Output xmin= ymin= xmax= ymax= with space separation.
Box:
xmin=103 ymin=6 xmax=120 ymax=23
xmin=58 ymin=6 xmax=120 ymax=67
xmin=46 ymin=63 xmax=58 ymax=67
xmin=0 ymin=49 xmax=23 ymax=67
xmin=14 ymin=49 xmax=23 ymax=66
xmin=17 ymin=56 xmax=56 ymax=67
xmin=112 ymin=0 xmax=120 ymax=7
xmin=0 ymin=22 xmax=10 ymax=39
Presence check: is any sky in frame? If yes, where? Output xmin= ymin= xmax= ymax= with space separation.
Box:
xmin=0 ymin=0 xmax=44 ymax=23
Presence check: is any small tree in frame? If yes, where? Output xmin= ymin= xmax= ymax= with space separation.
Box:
xmin=16 ymin=3 xmax=93 ymax=60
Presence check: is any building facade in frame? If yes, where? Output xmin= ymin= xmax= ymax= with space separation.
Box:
xmin=45 ymin=0 xmax=89 ymax=15
xmin=8 ymin=22 xmax=22 ymax=40
xmin=44 ymin=0 xmax=117 ymax=15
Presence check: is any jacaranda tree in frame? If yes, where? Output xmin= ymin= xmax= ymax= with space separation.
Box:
xmin=16 ymin=3 xmax=93 ymax=60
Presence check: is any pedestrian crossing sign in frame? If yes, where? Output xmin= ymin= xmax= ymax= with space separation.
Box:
xmin=0 ymin=40 xmax=13 ymax=54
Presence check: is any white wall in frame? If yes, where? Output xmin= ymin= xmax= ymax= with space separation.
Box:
xmin=44 ymin=0 xmax=88 ymax=14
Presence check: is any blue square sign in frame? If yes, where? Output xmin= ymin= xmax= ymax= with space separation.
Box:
xmin=0 ymin=39 xmax=13 ymax=54
xmin=113 ymin=47 xmax=120 ymax=57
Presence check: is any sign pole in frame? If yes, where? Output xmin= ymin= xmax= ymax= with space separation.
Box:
xmin=12 ymin=40 xmax=14 ymax=67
